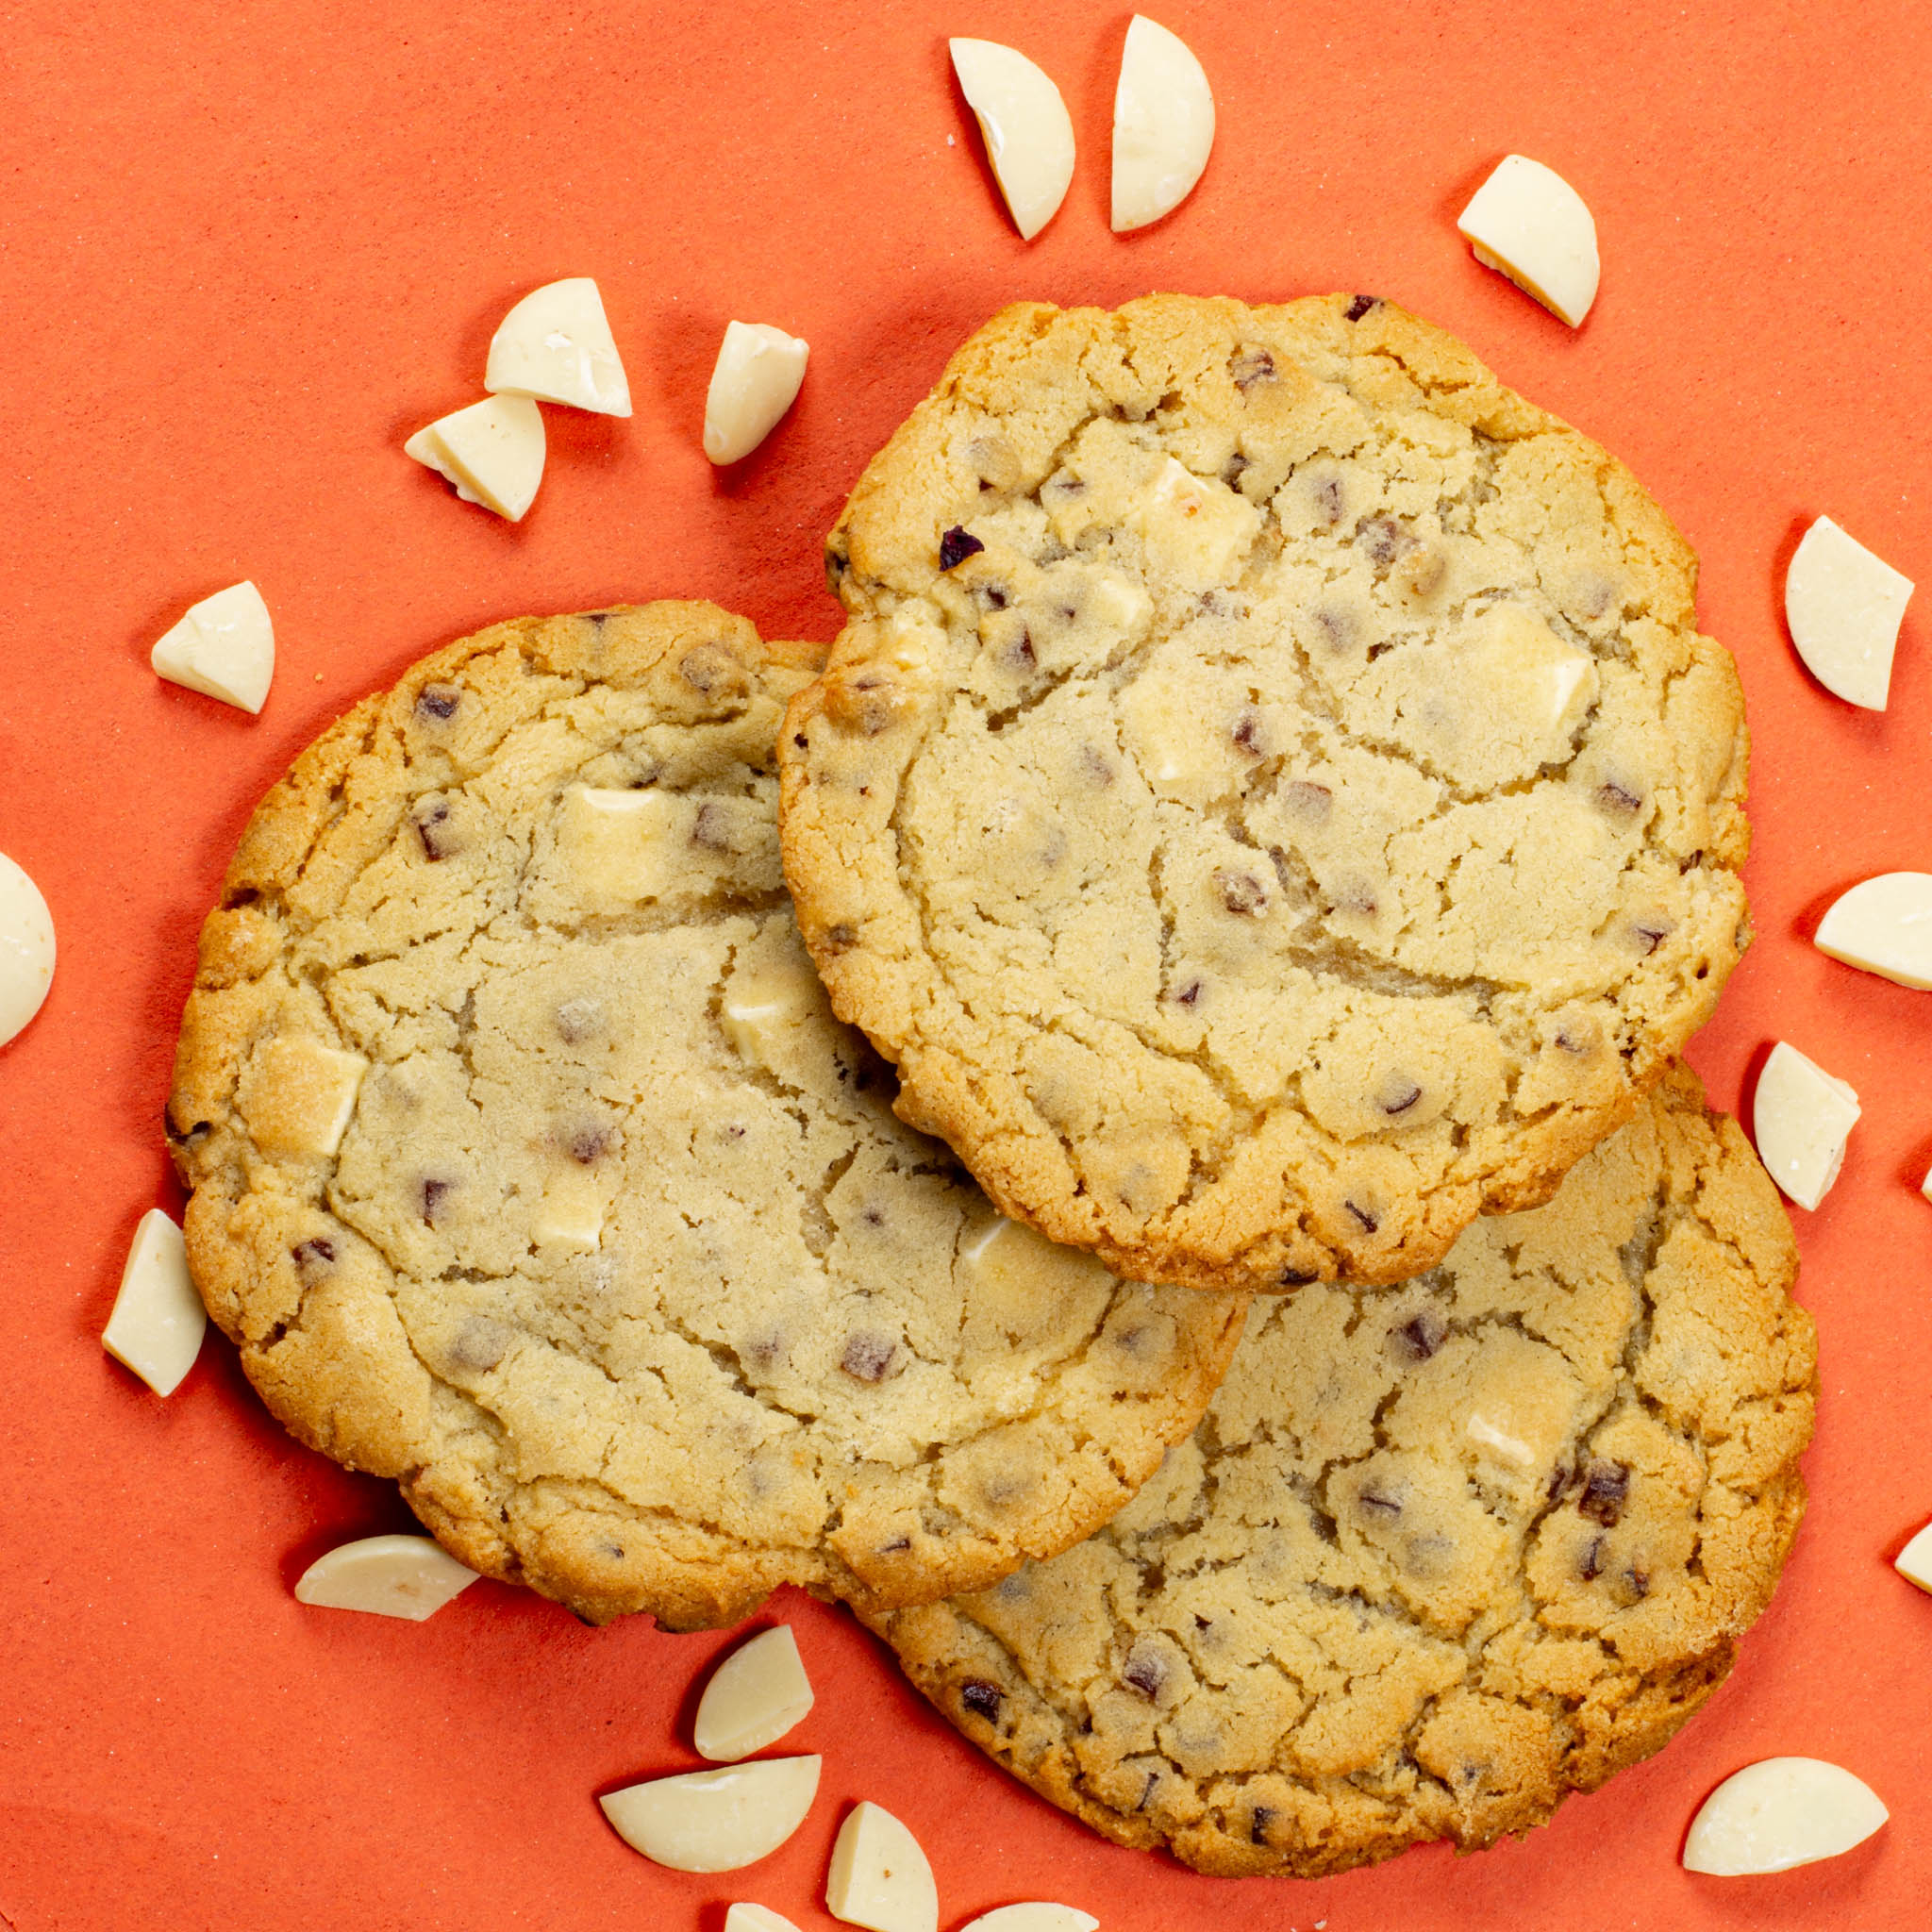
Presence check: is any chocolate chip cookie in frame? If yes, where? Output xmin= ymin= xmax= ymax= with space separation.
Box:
xmin=167 ymin=604 xmax=1245 ymax=1629
xmin=779 ymin=296 xmax=1752 ymax=1291
xmin=867 ymin=1065 xmax=1814 ymax=1875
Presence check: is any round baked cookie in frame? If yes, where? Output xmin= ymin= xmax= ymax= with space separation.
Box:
xmin=867 ymin=1064 xmax=1815 ymax=1876
xmin=166 ymin=603 xmax=1246 ymax=1630
xmin=779 ymin=295 xmax=1752 ymax=1291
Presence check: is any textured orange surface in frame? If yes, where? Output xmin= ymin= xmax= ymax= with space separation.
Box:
xmin=2 ymin=3 xmax=1928 ymax=1927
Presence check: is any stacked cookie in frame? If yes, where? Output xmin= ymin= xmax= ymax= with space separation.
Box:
xmin=167 ymin=293 xmax=1815 ymax=1875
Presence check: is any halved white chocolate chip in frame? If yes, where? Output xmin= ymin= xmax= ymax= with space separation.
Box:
xmin=101 ymin=1208 xmax=206 ymax=1397
xmin=694 ymin=1626 xmax=815 ymax=1762
xmin=151 ymin=581 xmax=276 ymax=714
xmin=600 ymin=1757 xmax=822 ymax=1873
xmin=1814 ymin=873 xmax=1932 ymax=990
xmin=238 ymin=1036 xmax=369 ymax=1161
xmin=1683 ymin=1758 xmax=1887 ymax=1874
xmin=1753 ymin=1041 xmax=1859 ymax=1211
xmin=293 ymin=1533 xmax=480 ymax=1621
xmin=405 ymin=395 xmax=546 ymax=522
xmin=1895 ymin=1522 xmax=1932 ymax=1593
xmin=485 ymin=276 xmax=631 ymax=416
xmin=1457 ymin=155 xmax=1600 ymax=327
xmin=960 ymin=1910 xmax=1099 ymax=1932
xmin=704 ymin=322 xmax=809 ymax=465
xmin=949 ymin=39 xmax=1075 ymax=242
xmin=825 ymin=1803 xmax=938 ymax=1932
xmin=1109 ymin=15 xmax=1214 ymax=233
xmin=0 ymin=852 xmax=56 ymax=1047
xmin=725 ymin=1908 xmax=804 ymax=1932
xmin=1784 ymin=516 xmax=1912 ymax=710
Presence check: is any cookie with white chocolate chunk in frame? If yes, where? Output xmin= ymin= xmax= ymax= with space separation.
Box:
xmin=868 ymin=1064 xmax=1816 ymax=1876
xmin=779 ymin=295 xmax=1753 ymax=1291
xmin=167 ymin=603 xmax=1245 ymax=1629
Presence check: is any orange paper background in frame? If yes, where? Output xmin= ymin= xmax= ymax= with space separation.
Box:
xmin=2 ymin=2 xmax=1928 ymax=1926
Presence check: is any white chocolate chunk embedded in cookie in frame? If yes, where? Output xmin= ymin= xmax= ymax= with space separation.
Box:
xmin=1753 ymin=1041 xmax=1859 ymax=1211
xmin=1110 ymin=16 xmax=1213 ymax=232
xmin=1814 ymin=873 xmax=1932 ymax=990
xmin=485 ymin=277 xmax=630 ymax=416
xmin=236 ymin=1036 xmax=368 ymax=1161
xmin=1785 ymin=515 xmax=1912 ymax=710
xmin=102 ymin=1208 xmax=206 ymax=1397
xmin=293 ymin=1534 xmax=479 ymax=1620
xmin=950 ymin=40 xmax=1075 ymax=242
xmin=825 ymin=1803 xmax=939 ymax=1932
xmin=601 ymin=1757 xmax=822 ymax=1873
xmin=694 ymin=1626 xmax=815 ymax=1761
xmin=0 ymin=852 xmax=56 ymax=1046
xmin=1683 ymin=1758 xmax=1887 ymax=1875
xmin=151 ymin=581 xmax=275 ymax=714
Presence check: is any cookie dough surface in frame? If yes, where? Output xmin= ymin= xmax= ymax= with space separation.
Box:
xmin=780 ymin=296 xmax=1751 ymax=1290
xmin=868 ymin=1066 xmax=1815 ymax=1876
xmin=167 ymin=605 xmax=1245 ymax=1629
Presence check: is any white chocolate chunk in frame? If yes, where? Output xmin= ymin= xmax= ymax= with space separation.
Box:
xmin=600 ymin=1757 xmax=822 ymax=1874
xmin=151 ymin=581 xmax=275 ymax=714
xmin=1128 ymin=458 xmax=1260 ymax=587
xmin=694 ymin=1626 xmax=815 ymax=1761
xmin=720 ymin=954 xmax=824 ymax=1071
xmin=532 ymin=1165 xmax=604 ymax=1251
xmin=238 ymin=1037 xmax=369 ymax=1160
xmin=949 ymin=39 xmax=1075 ymax=241
xmin=557 ymin=785 xmax=682 ymax=907
xmin=825 ymin=1802 xmax=939 ymax=1932
xmin=0 ymin=852 xmax=56 ymax=1047
xmin=1683 ymin=1758 xmax=1887 ymax=1874
xmin=406 ymin=395 xmax=546 ymax=522
xmin=1923 ymin=1164 xmax=1932 ymax=1206
xmin=485 ymin=277 xmax=631 ymax=416
xmin=1895 ymin=1523 xmax=1932 ymax=1593
xmin=704 ymin=321 xmax=809 ymax=465
xmin=1110 ymin=15 xmax=1214 ymax=233
xmin=960 ymin=1909 xmax=1099 ymax=1932
xmin=1814 ymin=873 xmax=1932 ymax=991
xmin=1784 ymin=516 xmax=1913 ymax=709
xmin=726 ymin=1908 xmax=804 ymax=1932
xmin=1753 ymin=1041 xmax=1859 ymax=1211
xmin=293 ymin=1534 xmax=480 ymax=1621
xmin=1457 ymin=155 xmax=1601 ymax=327
xmin=101 ymin=1208 xmax=206 ymax=1397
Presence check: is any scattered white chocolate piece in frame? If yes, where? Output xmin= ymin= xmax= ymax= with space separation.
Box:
xmin=825 ymin=1802 xmax=939 ymax=1932
xmin=1784 ymin=516 xmax=1913 ymax=710
xmin=1814 ymin=873 xmax=1932 ymax=990
xmin=405 ymin=394 xmax=546 ymax=522
xmin=293 ymin=1533 xmax=480 ymax=1621
xmin=1895 ymin=1523 xmax=1932 ymax=1593
xmin=1457 ymin=155 xmax=1601 ymax=327
xmin=150 ymin=581 xmax=276 ymax=714
xmin=101 ymin=1208 xmax=206 ymax=1397
xmin=1683 ymin=1757 xmax=1887 ymax=1875
xmin=960 ymin=1909 xmax=1099 ymax=1932
xmin=949 ymin=39 xmax=1075 ymax=241
xmin=485 ymin=277 xmax=631 ymax=416
xmin=695 ymin=1625 xmax=816 ymax=1762
xmin=1109 ymin=16 xmax=1214 ymax=233
xmin=1753 ymin=1042 xmax=1859 ymax=1211
xmin=600 ymin=1757 xmax=822 ymax=1874
xmin=704 ymin=322 xmax=809 ymax=465
xmin=0 ymin=853 xmax=55 ymax=1047
xmin=1923 ymin=1164 xmax=1932 ymax=1206
xmin=726 ymin=1908 xmax=804 ymax=1932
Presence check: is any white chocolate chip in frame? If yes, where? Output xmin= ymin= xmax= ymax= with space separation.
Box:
xmin=704 ymin=321 xmax=809 ymax=465
xmin=949 ymin=39 xmax=1075 ymax=242
xmin=405 ymin=394 xmax=546 ymax=522
xmin=293 ymin=1533 xmax=480 ymax=1621
xmin=150 ymin=581 xmax=276 ymax=714
xmin=0 ymin=852 xmax=56 ymax=1047
xmin=1457 ymin=155 xmax=1601 ymax=327
xmin=720 ymin=958 xmax=823 ymax=1072
xmin=600 ymin=1757 xmax=822 ymax=1874
xmin=532 ymin=1164 xmax=603 ymax=1251
xmin=1109 ymin=15 xmax=1214 ymax=233
xmin=557 ymin=785 xmax=683 ymax=905
xmin=695 ymin=1626 xmax=815 ymax=1761
xmin=1895 ymin=1523 xmax=1932 ymax=1593
xmin=824 ymin=1802 xmax=939 ymax=1932
xmin=1127 ymin=458 xmax=1260 ymax=587
xmin=1784 ymin=516 xmax=1913 ymax=710
xmin=725 ymin=1908 xmax=804 ymax=1932
xmin=485 ymin=277 xmax=631 ymax=416
xmin=101 ymin=1208 xmax=206 ymax=1397
xmin=1923 ymin=1164 xmax=1932 ymax=1206
xmin=1682 ymin=1758 xmax=1887 ymax=1874
xmin=1752 ymin=1041 xmax=1859 ymax=1212
xmin=1813 ymin=873 xmax=1932 ymax=991
xmin=960 ymin=1910 xmax=1099 ymax=1932
xmin=237 ymin=1036 xmax=369 ymax=1160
